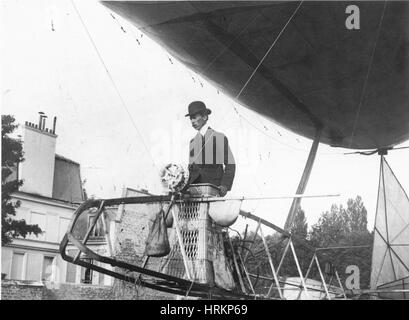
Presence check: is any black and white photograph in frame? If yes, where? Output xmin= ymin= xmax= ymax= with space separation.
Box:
xmin=1 ymin=0 xmax=409 ymax=303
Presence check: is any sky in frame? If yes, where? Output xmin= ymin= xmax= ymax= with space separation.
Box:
xmin=2 ymin=0 xmax=409 ymax=232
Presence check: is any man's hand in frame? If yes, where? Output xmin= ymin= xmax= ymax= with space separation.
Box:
xmin=219 ymin=185 xmax=228 ymax=197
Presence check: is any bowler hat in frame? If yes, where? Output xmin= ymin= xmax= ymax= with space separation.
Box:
xmin=185 ymin=101 xmax=212 ymax=117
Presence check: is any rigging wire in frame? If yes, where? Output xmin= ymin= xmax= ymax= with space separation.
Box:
xmin=236 ymin=110 xmax=313 ymax=153
xmin=348 ymin=0 xmax=388 ymax=148
xmin=235 ymin=1 xmax=303 ymax=100
xmin=198 ymin=11 xmax=263 ymax=78
xmin=70 ymin=0 xmax=159 ymax=175
xmin=104 ymin=3 xmax=306 ymax=200
xmin=190 ymin=1 xmax=305 ymax=166
xmin=344 ymin=145 xmax=409 ymax=156
xmin=233 ymin=104 xmax=345 ymax=156
xmin=392 ymin=145 xmax=409 ymax=151
xmin=191 ymin=1 xmax=306 ymax=213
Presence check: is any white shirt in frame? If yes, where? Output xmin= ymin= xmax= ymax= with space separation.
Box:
xmin=198 ymin=123 xmax=210 ymax=137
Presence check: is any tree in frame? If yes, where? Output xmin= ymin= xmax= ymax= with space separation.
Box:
xmin=309 ymin=196 xmax=373 ymax=288
xmin=290 ymin=207 xmax=308 ymax=239
xmin=240 ymin=207 xmax=312 ymax=295
xmin=278 ymin=208 xmax=313 ymax=277
xmin=2 ymin=115 xmax=42 ymax=245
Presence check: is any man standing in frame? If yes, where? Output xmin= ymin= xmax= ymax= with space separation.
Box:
xmin=185 ymin=101 xmax=235 ymax=196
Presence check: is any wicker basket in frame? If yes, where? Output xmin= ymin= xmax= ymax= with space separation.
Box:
xmin=161 ymin=201 xmax=224 ymax=284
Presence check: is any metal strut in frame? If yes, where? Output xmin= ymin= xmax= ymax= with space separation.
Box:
xmin=284 ymin=128 xmax=322 ymax=231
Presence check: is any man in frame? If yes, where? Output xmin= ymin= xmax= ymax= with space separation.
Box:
xmin=185 ymin=101 xmax=235 ymax=196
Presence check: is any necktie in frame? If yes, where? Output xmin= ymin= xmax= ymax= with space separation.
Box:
xmin=201 ymin=134 xmax=205 ymax=164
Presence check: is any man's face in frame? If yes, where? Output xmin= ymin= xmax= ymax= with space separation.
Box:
xmin=190 ymin=113 xmax=207 ymax=131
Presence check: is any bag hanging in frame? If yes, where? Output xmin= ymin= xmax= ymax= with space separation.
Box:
xmin=144 ymin=207 xmax=170 ymax=257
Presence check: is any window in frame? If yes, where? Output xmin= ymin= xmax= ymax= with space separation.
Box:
xmin=29 ymin=212 xmax=46 ymax=241
xmin=88 ymin=215 xmax=104 ymax=238
xmin=10 ymin=252 xmax=25 ymax=280
xmin=81 ymin=259 xmax=93 ymax=284
xmin=42 ymin=256 xmax=55 ymax=281
xmin=83 ymin=268 xmax=92 ymax=284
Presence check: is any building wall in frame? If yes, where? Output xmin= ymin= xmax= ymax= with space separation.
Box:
xmin=1 ymin=196 xmax=180 ymax=299
xmin=1 ymin=281 xmax=45 ymax=300
xmin=112 ymin=201 xmax=176 ymax=299
xmin=43 ymin=283 xmax=114 ymax=300
xmin=2 ymin=194 xmax=115 ymax=287
xmin=2 ymin=194 xmax=74 ymax=283
xmin=2 ymin=244 xmax=65 ymax=282
xmin=1 ymin=117 xmax=123 ymax=299
xmin=11 ymin=193 xmax=74 ymax=244
xmin=19 ymin=124 xmax=56 ymax=198
xmin=2 ymin=195 xmax=73 ymax=281
xmin=1 ymin=280 xmax=172 ymax=300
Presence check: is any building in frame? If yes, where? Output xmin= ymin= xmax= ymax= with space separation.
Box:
xmin=1 ymin=114 xmax=112 ymax=286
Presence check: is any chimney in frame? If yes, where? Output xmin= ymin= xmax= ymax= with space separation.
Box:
xmin=38 ymin=112 xmax=45 ymax=130
xmin=42 ymin=115 xmax=48 ymax=131
xmin=52 ymin=116 xmax=57 ymax=134
xmin=19 ymin=113 xmax=58 ymax=198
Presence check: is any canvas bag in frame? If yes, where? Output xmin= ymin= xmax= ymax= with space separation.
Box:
xmin=144 ymin=205 xmax=171 ymax=257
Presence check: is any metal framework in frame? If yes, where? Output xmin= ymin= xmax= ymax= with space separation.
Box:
xmin=60 ymin=194 xmax=347 ymax=300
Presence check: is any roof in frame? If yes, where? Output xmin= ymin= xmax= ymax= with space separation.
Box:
xmin=52 ymin=155 xmax=84 ymax=203
xmin=55 ymin=153 xmax=80 ymax=166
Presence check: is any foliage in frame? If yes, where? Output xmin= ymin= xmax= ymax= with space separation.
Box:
xmin=309 ymin=196 xmax=373 ymax=288
xmin=237 ymin=208 xmax=313 ymax=295
xmin=237 ymin=197 xmax=373 ymax=294
xmin=2 ymin=115 xmax=42 ymax=245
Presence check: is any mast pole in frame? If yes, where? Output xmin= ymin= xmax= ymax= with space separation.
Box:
xmin=284 ymin=128 xmax=322 ymax=231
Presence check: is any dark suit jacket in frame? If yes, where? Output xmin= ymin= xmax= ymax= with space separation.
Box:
xmin=188 ymin=127 xmax=236 ymax=190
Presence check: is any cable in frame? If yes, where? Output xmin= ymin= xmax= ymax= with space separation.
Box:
xmin=344 ymin=145 xmax=409 ymax=156
xmin=233 ymin=103 xmax=345 ymax=158
xmin=393 ymin=145 xmax=409 ymax=151
xmin=348 ymin=0 xmax=388 ymax=148
xmin=189 ymin=1 xmax=304 ymax=167
xmin=70 ymin=0 xmax=159 ymax=173
xmin=235 ymin=1 xmax=303 ymax=99
xmin=237 ymin=110 xmax=310 ymax=153
xmin=198 ymin=12 xmax=262 ymax=78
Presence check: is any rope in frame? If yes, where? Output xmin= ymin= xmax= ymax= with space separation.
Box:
xmin=348 ymin=0 xmax=388 ymax=148
xmin=70 ymin=0 xmax=159 ymax=173
xmin=199 ymin=12 xmax=262 ymax=77
xmin=236 ymin=109 xmax=346 ymax=156
xmin=236 ymin=110 xmax=313 ymax=153
xmin=189 ymin=1 xmax=303 ymax=167
xmin=235 ymin=1 xmax=303 ymax=99
xmin=344 ymin=145 xmax=409 ymax=156
xmin=394 ymin=146 xmax=409 ymax=151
